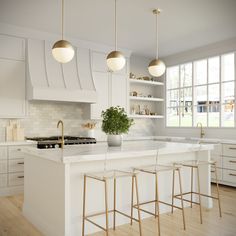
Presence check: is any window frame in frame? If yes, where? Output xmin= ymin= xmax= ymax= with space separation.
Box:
xmin=165 ymin=52 xmax=236 ymax=128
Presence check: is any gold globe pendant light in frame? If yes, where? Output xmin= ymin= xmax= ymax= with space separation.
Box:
xmin=52 ymin=0 xmax=74 ymax=63
xmin=106 ymin=0 xmax=126 ymax=72
xmin=148 ymin=9 xmax=166 ymax=77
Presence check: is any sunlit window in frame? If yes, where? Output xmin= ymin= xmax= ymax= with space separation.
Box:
xmin=166 ymin=53 xmax=235 ymax=127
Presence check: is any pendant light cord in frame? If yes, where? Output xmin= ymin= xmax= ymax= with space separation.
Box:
xmin=61 ymin=0 xmax=64 ymax=40
xmin=115 ymin=0 xmax=117 ymax=51
xmin=155 ymin=11 xmax=159 ymax=59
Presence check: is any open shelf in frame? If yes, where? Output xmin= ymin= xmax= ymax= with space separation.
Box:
xmin=129 ymin=114 xmax=164 ymax=119
xmin=129 ymin=96 xmax=164 ymax=102
xmin=130 ymin=79 xmax=164 ymax=86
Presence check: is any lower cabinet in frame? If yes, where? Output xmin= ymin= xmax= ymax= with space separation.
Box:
xmin=0 ymin=144 xmax=34 ymax=196
xmin=211 ymin=143 xmax=236 ymax=187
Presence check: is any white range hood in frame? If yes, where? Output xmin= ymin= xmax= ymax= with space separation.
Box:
xmin=26 ymin=38 xmax=97 ymax=103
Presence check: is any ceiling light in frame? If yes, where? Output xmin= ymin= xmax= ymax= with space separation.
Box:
xmin=148 ymin=9 xmax=166 ymax=77
xmin=106 ymin=0 xmax=126 ymax=72
xmin=52 ymin=0 xmax=74 ymax=63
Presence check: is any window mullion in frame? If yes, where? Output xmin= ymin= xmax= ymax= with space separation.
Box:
xmin=179 ymin=65 xmax=181 ymax=127
xmin=219 ymin=55 xmax=222 ymax=127
xmin=192 ymin=62 xmax=194 ymax=127
xmin=234 ymin=52 xmax=236 ymax=128
xmin=207 ymin=59 xmax=209 ymax=127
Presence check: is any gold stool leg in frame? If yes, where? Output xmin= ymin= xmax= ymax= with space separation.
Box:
xmin=196 ymin=166 xmax=203 ymax=224
xmin=155 ymin=173 xmax=161 ymax=236
xmin=130 ymin=175 xmax=134 ymax=225
xmin=171 ymin=168 xmax=175 ymax=214
xmin=214 ymin=163 xmax=222 ymax=217
xmin=177 ymin=168 xmax=186 ymax=230
xmin=191 ymin=166 xmax=193 ymax=208
xmin=134 ymin=174 xmax=143 ymax=236
xmin=82 ymin=175 xmax=87 ymax=236
xmin=104 ymin=179 xmax=109 ymax=236
xmin=113 ymin=178 xmax=116 ymax=230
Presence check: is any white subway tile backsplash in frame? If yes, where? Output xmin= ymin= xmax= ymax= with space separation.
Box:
xmin=0 ymin=101 xmax=156 ymax=141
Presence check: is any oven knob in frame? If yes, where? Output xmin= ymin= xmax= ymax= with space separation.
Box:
xmin=45 ymin=145 xmax=48 ymax=149
xmin=55 ymin=144 xmax=59 ymax=148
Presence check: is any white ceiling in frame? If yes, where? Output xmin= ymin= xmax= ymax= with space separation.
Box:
xmin=0 ymin=0 xmax=236 ymax=58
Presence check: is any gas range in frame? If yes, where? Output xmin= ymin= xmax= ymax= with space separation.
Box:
xmin=27 ymin=136 xmax=96 ymax=149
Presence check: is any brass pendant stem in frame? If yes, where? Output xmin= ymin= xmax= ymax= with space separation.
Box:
xmin=61 ymin=0 xmax=64 ymax=40
xmin=153 ymin=9 xmax=161 ymax=59
xmin=115 ymin=0 xmax=117 ymax=51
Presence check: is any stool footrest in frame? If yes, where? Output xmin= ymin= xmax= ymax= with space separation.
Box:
xmin=133 ymin=199 xmax=184 ymax=216
xmin=174 ymin=191 xmax=220 ymax=200
xmin=85 ymin=209 xmax=140 ymax=228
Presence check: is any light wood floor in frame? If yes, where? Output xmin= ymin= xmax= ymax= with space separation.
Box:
xmin=0 ymin=185 xmax=235 ymax=236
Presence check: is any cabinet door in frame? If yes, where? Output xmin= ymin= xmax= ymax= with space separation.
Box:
xmin=0 ymin=59 xmax=26 ymax=117
xmin=90 ymin=72 xmax=109 ymax=119
xmin=111 ymin=73 xmax=127 ymax=111
xmin=0 ymin=35 xmax=25 ymax=60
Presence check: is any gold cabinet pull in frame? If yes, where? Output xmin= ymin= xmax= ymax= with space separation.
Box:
xmin=17 ymin=148 xmax=21 ymax=151
xmin=211 ymin=170 xmax=215 ymax=173
xmin=17 ymin=176 xmax=24 ymax=179
xmin=17 ymin=162 xmax=24 ymax=165
xmin=229 ymin=173 xmax=236 ymax=177
xmin=229 ymin=147 xmax=236 ymax=150
xmin=229 ymin=160 xmax=236 ymax=163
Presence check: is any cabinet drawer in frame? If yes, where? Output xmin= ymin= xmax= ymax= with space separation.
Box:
xmin=8 ymin=146 xmax=27 ymax=159
xmin=0 ymin=160 xmax=7 ymax=174
xmin=222 ymin=144 xmax=236 ymax=157
xmin=223 ymin=169 xmax=236 ymax=184
xmin=8 ymin=172 xmax=24 ymax=186
xmin=0 ymin=147 xmax=8 ymax=160
xmin=223 ymin=156 xmax=236 ymax=170
xmin=211 ymin=167 xmax=222 ymax=181
xmin=0 ymin=174 xmax=7 ymax=187
xmin=9 ymin=159 xmax=24 ymax=173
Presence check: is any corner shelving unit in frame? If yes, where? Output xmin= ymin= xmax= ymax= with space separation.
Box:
xmin=129 ymin=77 xmax=164 ymax=119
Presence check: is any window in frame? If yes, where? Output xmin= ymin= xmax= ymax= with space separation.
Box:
xmin=166 ymin=53 xmax=235 ymax=127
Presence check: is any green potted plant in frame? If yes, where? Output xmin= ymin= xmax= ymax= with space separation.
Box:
xmin=101 ymin=106 xmax=134 ymax=146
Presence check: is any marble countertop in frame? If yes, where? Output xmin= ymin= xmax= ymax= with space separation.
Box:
xmin=21 ymin=140 xmax=213 ymax=164
xmin=0 ymin=140 xmax=36 ymax=146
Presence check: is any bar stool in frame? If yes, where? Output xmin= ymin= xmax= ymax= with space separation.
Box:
xmin=131 ymin=151 xmax=186 ymax=236
xmin=82 ymin=152 xmax=142 ymax=236
xmin=173 ymin=159 xmax=222 ymax=224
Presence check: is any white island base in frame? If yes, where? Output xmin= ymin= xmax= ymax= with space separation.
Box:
xmin=22 ymin=141 xmax=213 ymax=236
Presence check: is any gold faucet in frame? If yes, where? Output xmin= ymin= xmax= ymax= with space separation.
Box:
xmin=197 ymin=122 xmax=205 ymax=139
xmin=57 ymin=120 xmax=64 ymax=149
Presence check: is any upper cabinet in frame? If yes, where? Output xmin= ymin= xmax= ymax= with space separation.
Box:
xmin=0 ymin=35 xmax=25 ymax=61
xmin=0 ymin=35 xmax=26 ymax=118
xmin=90 ymin=51 xmax=129 ymax=119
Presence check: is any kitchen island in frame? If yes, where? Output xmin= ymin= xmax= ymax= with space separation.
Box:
xmin=22 ymin=140 xmax=214 ymax=236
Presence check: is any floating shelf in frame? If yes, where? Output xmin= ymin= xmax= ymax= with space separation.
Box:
xmin=129 ymin=96 xmax=164 ymax=102
xmin=129 ymin=114 xmax=164 ymax=119
xmin=130 ymin=79 xmax=164 ymax=86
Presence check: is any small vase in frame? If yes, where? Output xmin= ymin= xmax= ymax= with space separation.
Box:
xmin=107 ymin=134 xmax=122 ymax=147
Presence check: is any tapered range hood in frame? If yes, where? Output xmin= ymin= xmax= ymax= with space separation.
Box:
xmin=26 ymin=38 xmax=97 ymax=103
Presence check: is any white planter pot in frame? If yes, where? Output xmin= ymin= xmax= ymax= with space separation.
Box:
xmin=107 ymin=135 xmax=122 ymax=147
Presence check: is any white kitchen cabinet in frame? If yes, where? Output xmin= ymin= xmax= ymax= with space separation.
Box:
xmin=90 ymin=51 xmax=129 ymax=119
xmin=0 ymin=143 xmax=35 ymax=196
xmin=211 ymin=143 xmax=236 ymax=187
xmin=0 ymin=58 xmax=26 ymax=118
xmin=0 ymin=34 xmax=25 ymax=61
xmin=111 ymin=73 xmax=128 ymax=110
xmin=90 ymin=72 xmax=109 ymax=119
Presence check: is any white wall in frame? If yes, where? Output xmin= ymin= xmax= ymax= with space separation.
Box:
xmin=157 ymin=37 xmax=236 ymax=140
